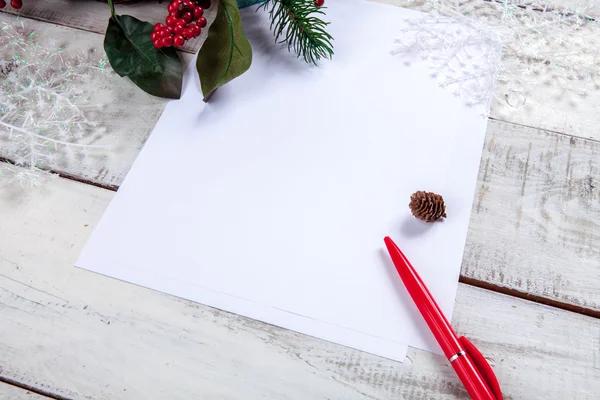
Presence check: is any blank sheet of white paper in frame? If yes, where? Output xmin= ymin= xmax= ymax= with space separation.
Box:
xmin=76 ymin=0 xmax=490 ymax=361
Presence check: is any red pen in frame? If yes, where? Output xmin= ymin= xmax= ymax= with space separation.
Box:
xmin=384 ymin=236 xmax=503 ymax=400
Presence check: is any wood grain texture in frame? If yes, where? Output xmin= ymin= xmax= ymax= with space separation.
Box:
xmin=2 ymin=0 xmax=598 ymax=139
xmin=0 ymin=166 xmax=599 ymax=399
xmin=463 ymin=120 xmax=600 ymax=313
xmin=0 ymin=383 xmax=46 ymax=400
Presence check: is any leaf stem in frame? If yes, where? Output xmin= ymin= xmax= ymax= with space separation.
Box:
xmin=107 ymin=0 xmax=116 ymax=18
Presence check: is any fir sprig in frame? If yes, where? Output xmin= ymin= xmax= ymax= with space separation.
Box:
xmin=259 ymin=0 xmax=334 ymax=64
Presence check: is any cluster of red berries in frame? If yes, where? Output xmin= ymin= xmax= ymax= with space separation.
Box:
xmin=152 ymin=0 xmax=211 ymax=49
xmin=0 ymin=0 xmax=23 ymax=9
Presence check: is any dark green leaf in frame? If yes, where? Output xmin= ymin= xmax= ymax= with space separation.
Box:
xmin=196 ymin=0 xmax=253 ymax=102
xmin=104 ymin=15 xmax=182 ymax=99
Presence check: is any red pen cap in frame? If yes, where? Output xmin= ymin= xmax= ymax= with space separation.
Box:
xmin=459 ymin=336 xmax=503 ymax=400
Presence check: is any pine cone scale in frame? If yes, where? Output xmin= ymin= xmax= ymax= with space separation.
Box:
xmin=409 ymin=191 xmax=446 ymax=222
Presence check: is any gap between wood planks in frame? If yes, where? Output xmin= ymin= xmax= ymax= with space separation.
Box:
xmin=459 ymin=277 xmax=600 ymax=319
xmin=487 ymin=116 xmax=600 ymax=142
xmin=0 ymin=156 xmax=119 ymax=192
xmin=0 ymin=376 xmax=69 ymax=400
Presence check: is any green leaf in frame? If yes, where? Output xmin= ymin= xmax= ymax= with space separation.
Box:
xmin=104 ymin=15 xmax=183 ymax=99
xmin=197 ymin=0 xmax=253 ymax=102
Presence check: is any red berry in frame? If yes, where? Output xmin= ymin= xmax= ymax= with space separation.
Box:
xmin=168 ymin=2 xmax=179 ymax=13
xmin=184 ymin=0 xmax=195 ymax=7
xmin=193 ymin=7 xmax=204 ymax=19
xmin=166 ymin=15 xmax=178 ymax=27
xmin=189 ymin=24 xmax=201 ymax=37
xmin=174 ymin=23 xmax=186 ymax=35
xmin=154 ymin=23 xmax=165 ymax=32
xmin=0 ymin=0 xmax=6 ymax=8
xmin=182 ymin=11 xmax=193 ymax=23
xmin=173 ymin=35 xmax=185 ymax=47
xmin=199 ymin=0 xmax=211 ymax=9
xmin=197 ymin=17 xmax=207 ymax=27
xmin=167 ymin=26 xmax=175 ymax=34
xmin=154 ymin=40 xmax=163 ymax=49
xmin=151 ymin=32 xmax=158 ymax=41
xmin=181 ymin=28 xmax=192 ymax=39
xmin=11 ymin=0 xmax=22 ymax=8
xmin=314 ymin=0 xmax=324 ymax=6
xmin=159 ymin=29 xmax=171 ymax=38
xmin=162 ymin=36 xmax=173 ymax=47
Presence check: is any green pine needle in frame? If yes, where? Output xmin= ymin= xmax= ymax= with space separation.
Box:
xmin=259 ymin=0 xmax=334 ymax=65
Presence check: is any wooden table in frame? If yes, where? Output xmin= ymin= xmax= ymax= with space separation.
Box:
xmin=1 ymin=1 xmax=599 ymax=399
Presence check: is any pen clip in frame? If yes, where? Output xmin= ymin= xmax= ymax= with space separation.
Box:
xmin=459 ymin=336 xmax=503 ymax=400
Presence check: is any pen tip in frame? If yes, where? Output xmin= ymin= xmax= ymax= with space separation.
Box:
xmin=384 ymin=237 xmax=403 ymax=257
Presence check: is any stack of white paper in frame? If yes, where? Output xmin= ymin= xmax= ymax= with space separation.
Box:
xmin=77 ymin=0 xmax=489 ymax=362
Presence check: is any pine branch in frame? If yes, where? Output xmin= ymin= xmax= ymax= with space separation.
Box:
xmin=259 ymin=0 xmax=334 ymax=64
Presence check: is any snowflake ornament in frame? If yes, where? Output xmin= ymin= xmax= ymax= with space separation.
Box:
xmin=392 ymin=15 xmax=506 ymax=113
xmin=0 ymin=21 xmax=110 ymax=187
xmin=393 ymin=0 xmax=599 ymax=116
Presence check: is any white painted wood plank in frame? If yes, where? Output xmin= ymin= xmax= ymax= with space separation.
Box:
xmin=463 ymin=120 xmax=600 ymax=313
xmin=0 ymin=383 xmax=45 ymax=400
xmin=0 ymin=166 xmax=599 ymax=399
xmin=487 ymin=7 xmax=600 ymax=141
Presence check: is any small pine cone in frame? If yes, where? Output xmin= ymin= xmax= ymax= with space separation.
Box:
xmin=409 ymin=191 xmax=447 ymax=222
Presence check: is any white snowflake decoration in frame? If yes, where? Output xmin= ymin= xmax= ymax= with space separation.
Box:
xmin=0 ymin=21 xmax=110 ymax=187
xmin=392 ymin=15 xmax=507 ymax=113
xmin=393 ymin=0 xmax=599 ymax=115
